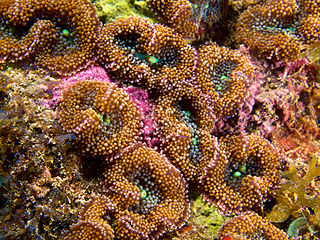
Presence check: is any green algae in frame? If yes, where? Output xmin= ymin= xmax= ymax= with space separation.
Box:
xmin=191 ymin=196 xmax=231 ymax=238
xmin=93 ymin=0 xmax=156 ymax=23
xmin=266 ymin=153 xmax=320 ymax=223
xmin=299 ymin=42 xmax=320 ymax=62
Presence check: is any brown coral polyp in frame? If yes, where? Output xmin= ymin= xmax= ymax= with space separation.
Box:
xmin=143 ymin=24 xmax=197 ymax=90
xmin=155 ymin=86 xmax=217 ymax=182
xmin=147 ymin=0 xmax=198 ymax=38
xmin=197 ymin=44 xmax=254 ymax=118
xmin=0 ymin=0 xmax=100 ymax=75
xmin=236 ymin=0 xmax=320 ymax=61
xmin=97 ymin=16 xmax=196 ymax=90
xmin=63 ymin=196 xmax=115 ymax=240
xmin=57 ymin=80 xmax=142 ymax=156
xmin=97 ymin=17 xmax=153 ymax=83
xmin=201 ymin=134 xmax=282 ymax=215
xmin=103 ymin=144 xmax=190 ymax=239
xmin=218 ymin=212 xmax=289 ymax=240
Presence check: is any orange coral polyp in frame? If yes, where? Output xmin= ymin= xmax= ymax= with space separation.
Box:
xmin=197 ymin=44 xmax=254 ymax=118
xmin=155 ymin=86 xmax=217 ymax=182
xmin=97 ymin=16 xmax=196 ymax=90
xmin=218 ymin=212 xmax=289 ymax=240
xmin=103 ymin=144 xmax=190 ymax=239
xmin=201 ymin=134 xmax=282 ymax=215
xmin=0 ymin=0 xmax=100 ymax=75
xmin=57 ymin=80 xmax=142 ymax=156
xmin=147 ymin=0 xmax=198 ymax=38
xmin=236 ymin=0 xmax=320 ymax=61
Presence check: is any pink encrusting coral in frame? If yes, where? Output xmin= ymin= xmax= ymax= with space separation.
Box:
xmin=38 ymin=66 xmax=113 ymax=109
xmin=125 ymin=87 xmax=160 ymax=149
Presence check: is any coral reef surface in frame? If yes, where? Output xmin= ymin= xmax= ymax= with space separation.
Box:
xmin=1 ymin=0 xmax=320 ymax=239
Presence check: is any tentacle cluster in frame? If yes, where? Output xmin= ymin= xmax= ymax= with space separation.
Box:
xmin=201 ymin=134 xmax=282 ymax=215
xmin=63 ymin=197 xmax=115 ymax=240
xmin=297 ymin=0 xmax=320 ymax=45
xmin=97 ymin=16 xmax=197 ymax=90
xmin=218 ymin=212 xmax=289 ymax=240
xmin=0 ymin=0 xmax=100 ymax=75
xmin=155 ymin=86 xmax=218 ymax=183
xmin=147 ymin=0 xmax=228 ymax=38
xmin=236 ymin=0 xmax=320 ymax=61
xmin=102 ymin=144 xmax=190 ymax=239
xmin=147 ymin=0 xmax=198 ymax=38
xmin=190 ymin=0 xmax=228 ymax=25
xmin=57 ymin=80 xmax=142 ymax=156
xmin=197 ymin=43 xmax=254 ymax=118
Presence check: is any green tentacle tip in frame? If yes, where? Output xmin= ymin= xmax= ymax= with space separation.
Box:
xmin=184 ymin=110 xmax=191 ymax=117
xmin=220 ymin=75 xmax=228 ymax=80
xmin=233 ymin=171 xmax=241 ymax=178
xmin=216 ymin=86 xmax=222 ymax=91
xmin=97 ymin=113 xmax=104 ymax=121
xmin=105 ymin=118 xmax=111 ymax=125
xmin=146 ymin=56 xmax=160 ymax=64
xmin=62 ymin=29 xmax=70 ymax=38
xmin=141 ymin=189 xmax=147 ymax=199
xmin=192 ymin=137 xmax=197 ymax=146
xmin=239 ymin=164 xmax=246 ymax=173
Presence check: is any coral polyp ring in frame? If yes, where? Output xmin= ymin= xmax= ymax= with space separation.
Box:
xmin=197 ymin=44 xmax=254 ymax=118
xmin=144 ymin=24 xmax=197 ymax=90
xmin=103 ymin=144 xmax=190 ymax=239
xmin=155 ymin=87 xmax=217 ymax=182
xmin=0 ymin=19 xmax=57 ymax=64
xmin=201 ymin=134 xmax=282 ymax=215
xmin=57 ymin=80 xmax=142 ymax=156
xmin=96 ymin=16 xmax=197 ymax=90
xmin=147 ymin=0 xmax=199 ymax=38
xmin=97 ymin=16 xmax=154 ymax=84
xmin=218 ymin=212 xmax=289 ymax=239
xmin=0 ymin=0 xmax=101 ymax=75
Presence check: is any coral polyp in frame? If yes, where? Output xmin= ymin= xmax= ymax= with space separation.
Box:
xmin=201 ymin=134 xmax=282 ymax=215
xmin=155 ymin=86 xmax=217 ymax=182
xmin=102 ymin=144 xmax=190 ymax=239
xmin=236 ymin=0 xmax=320 ymax=61
xmin=197 ymin=43 xmax=254 ymax=118
xmin=57 ymin=80 xmax=142 ymax=156
xmin=218 ymin=212 xmax=289 ymax=240
xmin=0 ymin=0 xmax=100 ymax=75
xmin=97 ymin=16 xmax=196 ymax=90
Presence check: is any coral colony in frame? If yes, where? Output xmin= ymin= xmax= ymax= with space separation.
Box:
xmin=0 ymin=0 xmax=320 ymax=239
